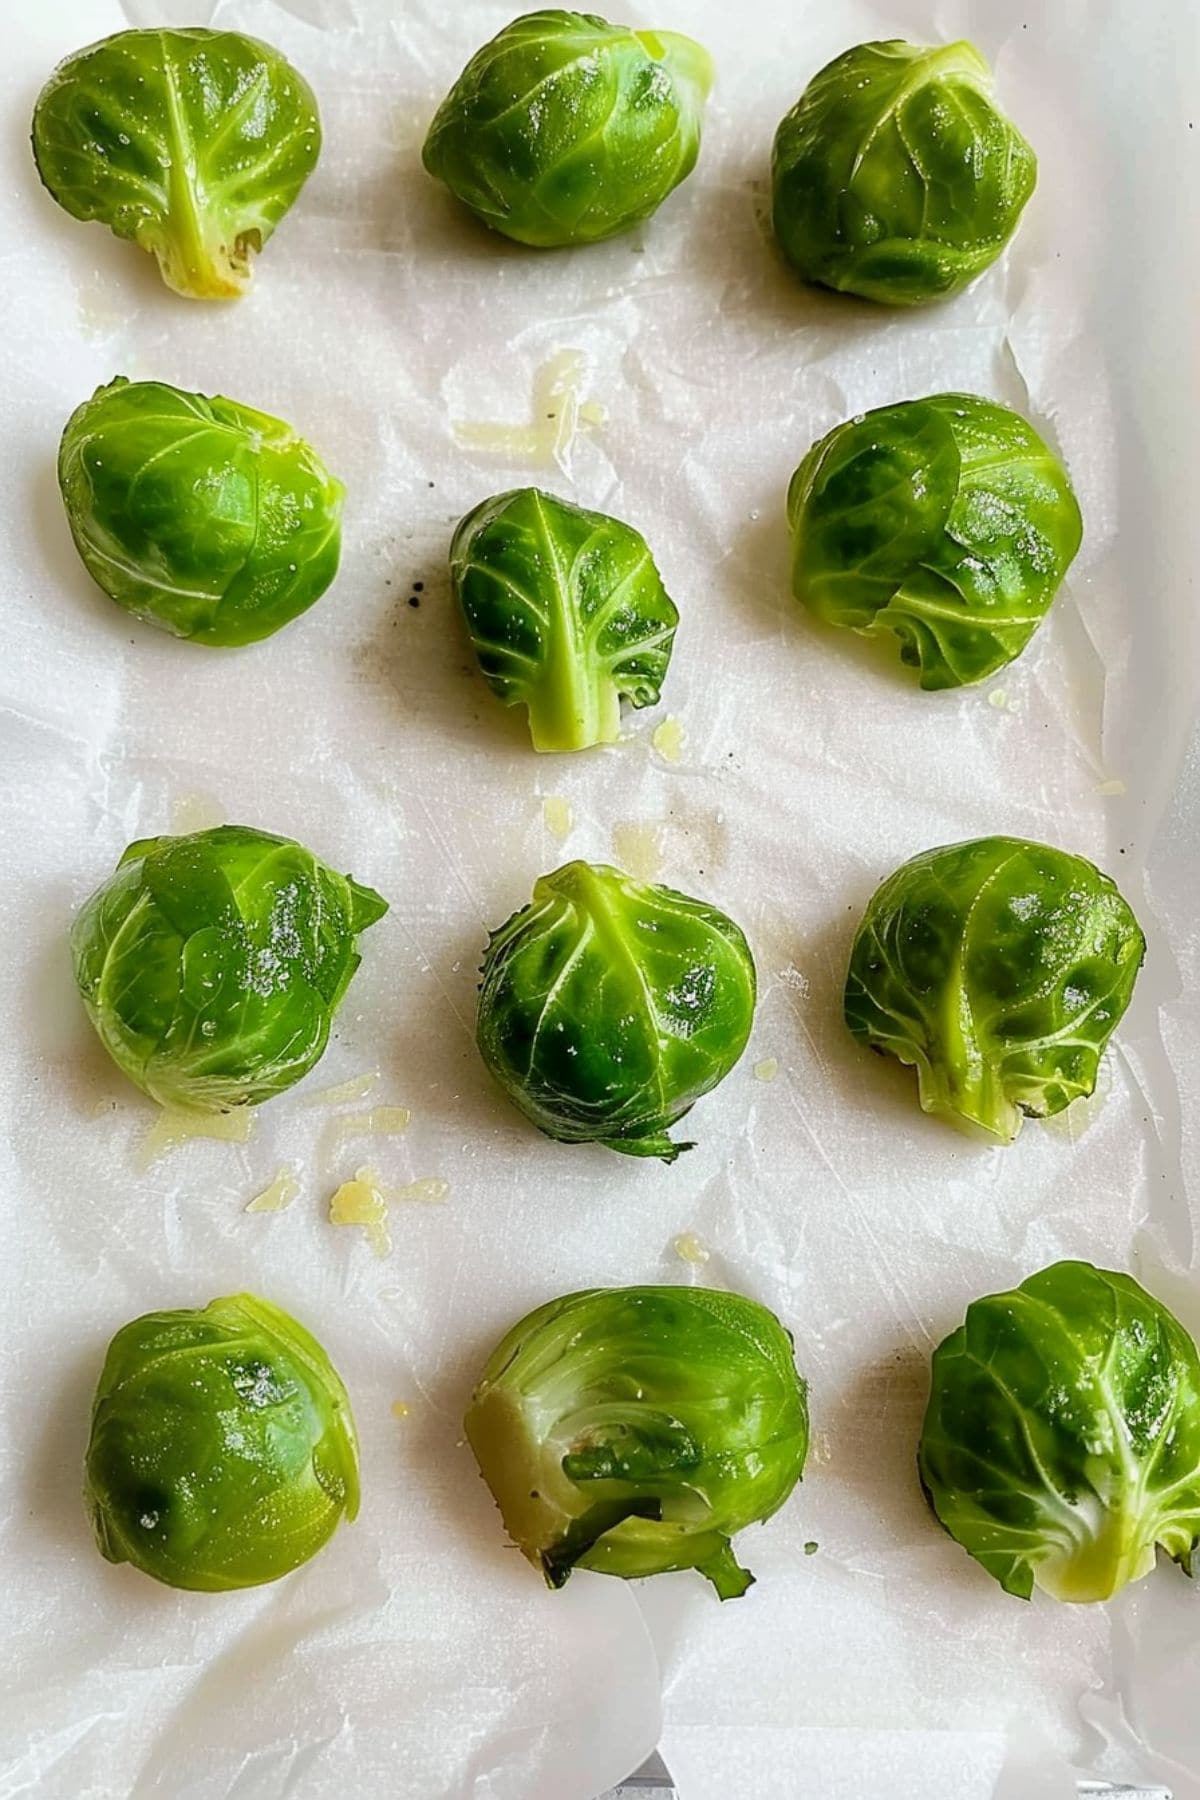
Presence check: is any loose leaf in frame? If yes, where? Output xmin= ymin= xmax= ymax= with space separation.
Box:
xmin=32 ymin=27 xmax=321 ymax=298
xmin=451 ymin=488 xmax=679 ymax=751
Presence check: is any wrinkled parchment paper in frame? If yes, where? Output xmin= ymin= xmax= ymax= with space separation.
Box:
xmin=2 ymin=2 xmax=1198 ymax=1796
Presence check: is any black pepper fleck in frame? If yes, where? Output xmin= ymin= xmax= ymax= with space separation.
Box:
xmin=408 ymin=596 xmax=420 ymax=609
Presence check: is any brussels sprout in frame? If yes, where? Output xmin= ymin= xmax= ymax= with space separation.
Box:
xmin=85 ymin=1293 xmax=359 ymax=1591
xmin=450 ymin=488 xmax=679 ymax=752
xmin=771 ymin=40 xmax=1036 ymax=306
xmin=920 ymin=1261 xmax=1200 ymax=1602
xmin=71 ymin=825 xmax=387 ymax=1111
xmin=466 ymin=1285 xmax=808 ymax=1597
xmin=422 ymin=10 xmax=713 ymax=248
xmin=58 ymin=377 xmax=343 ymax=648
xmin=845 ymin=838 xmax=1144 ymax=1142
xmin=31 ymin=28 xmax=320 ymax=299
xmin=477 ymin=860 xmax=755 ymax=1161
xmin=787 ymin=395 xmax=1082 ymax=689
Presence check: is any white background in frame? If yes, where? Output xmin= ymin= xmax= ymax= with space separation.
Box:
xmin=1 ymin=3 xmax=1198 ymax=1797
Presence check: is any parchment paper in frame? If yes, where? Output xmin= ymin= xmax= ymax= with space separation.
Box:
xmin=2 ymin=2 xmax=1198 ymax=1797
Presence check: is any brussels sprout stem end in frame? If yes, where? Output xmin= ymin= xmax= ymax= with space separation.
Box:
xmin=918 ymin=1056 xmax=1021 ymax=1144
xmin=525 ymin=660 xmax=622 ymax=754
xmin=1036 ymin=1511 xmax=1157 ymax=1604
xmin=142 ymin=208 xmax=251 ymax=301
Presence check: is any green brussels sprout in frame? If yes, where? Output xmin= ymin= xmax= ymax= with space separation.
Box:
xmin=466 ymin=1285 xmax=808 ymax=1598
xmin=85 ymin=1293 xmax=359 ymax=1591
xmin=58 ymin=377 xmax=343 ymax=648
xmin=477 ymin=860 xmax=755 ymax=1162
xmin=787 ymin=395 xmax=1083 ymax=689
xmin=845 ymin=837 xmax=1144 ymax=1142
xmin=450 ymin=488 xmax=679 ymax=752
xmin=771 ymin=40 xmax=1036 ymax=306
xmin=422 ymin=10 xmax=713 ymax=248
xmin=919 ymin=1261 xmax=1200 ymax=1602
xmin=31 ymin=28 xmax=320 ymax=299
xmin=71 ymin=825 xmax=387 ymax=1111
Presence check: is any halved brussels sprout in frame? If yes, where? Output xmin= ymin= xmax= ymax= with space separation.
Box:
xmin=466 ymin=1285 xmax=809 ymax=1597
xmin=788 ymin=395 xmax=1082 ymax=689
xmin=845 ymin=837 xmax=1144 ymax=1141
xmin=85 ymin=1293 xmax=359 ymax=1591
xmin=58 ymin=377 xmax=343 ymax=648
xmin=422 ymin=10 xmax=713 ymax=247
xmin=477 ymin=860 xmax=755 ymax=1161
xmin=920 ymin=1261 xmax=1200 ymax=1602
xmin=71 ymin=825 xmax=388 ymax=1111
xmin=771 ymin=40 xmax=1036 ymax=305
xmin=450 ymin=488 xmax=679 ymax=752
xmin=32 ymin=28 xmax=321 ymax=299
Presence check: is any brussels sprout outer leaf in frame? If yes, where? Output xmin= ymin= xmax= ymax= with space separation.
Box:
xmin=347 ymin=878 xmax=390 ymax=932
xmin=919 ymin=1262 xmax=1200 ymax=1602
xmin=697 ymin=1541 xmax=756 ymax=1600
xmin=451 ymin=488 xmax=679 ymax=752
xmin=788 ymin=399 xmax=960 ymax=630
xmin=771 ymin=40 xmax=1036 ymax=306
xmin=71 ymin=824 xmax=387 ymax=1110
xmin=58 ymin=377 xmax=343 ymax=647
xmin=477 ymin=860 xmax=755 ymax=1159
xmin=422 ymin=10 xmax=712 ymax=248
xmin=788 ymin=394 xmax=1082 ymax=689
xmin=32 ymin=28 xmax=321 ymax=298
xmin=465 ymin=1286 xmax=808 ymax=1597
xmin=603 ymin=1130 xmax=690 ymax=1164
xmin=541 ymin=1495 xmax=664 ymax=1587
xmin=845 ymin=837 xmax=1144 ymax=1140
xmin=85 ymin=1292 xmax=359 ymax=1591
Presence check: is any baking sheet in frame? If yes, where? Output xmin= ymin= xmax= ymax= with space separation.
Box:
xmin=2 ymin=1 xmax=1198 ymax=1796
